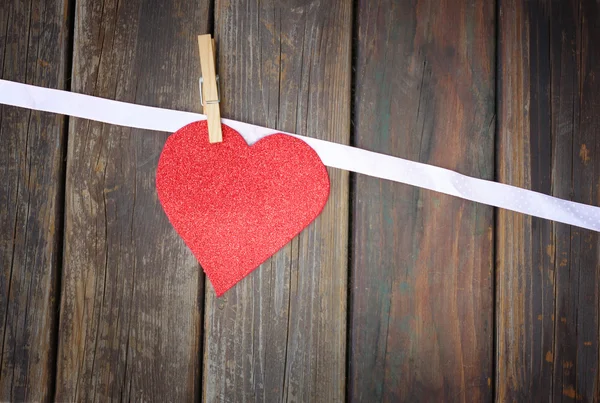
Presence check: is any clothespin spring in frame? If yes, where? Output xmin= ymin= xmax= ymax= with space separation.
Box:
xmin=199 ymin=76 xmax=221 ymax=106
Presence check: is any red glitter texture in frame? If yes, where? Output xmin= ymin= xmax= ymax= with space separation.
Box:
xmin=156 ymin=121 xmax=330 ymax=296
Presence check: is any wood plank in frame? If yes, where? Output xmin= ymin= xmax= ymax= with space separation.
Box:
xmin=349 ymin=0 xmax=495 ymax=401
xmin=203 ymin=0 xmax=351 ymax=401
xmin=0 ymin=1 xmax=69 ymax=400
xmin=496 ymin=0 xmax=600 ymax=400
xmin=55 ymin=0 xmax=210 ymax=400
xmin=496 ymin=1 xmax=553 ymax=399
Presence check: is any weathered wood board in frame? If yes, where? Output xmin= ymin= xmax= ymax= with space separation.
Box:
xmin=0 ymin=1 xmax=69 ymax=400
xmin=55 ymin=0 xmax=209 ymax=400
xmin=202 ymin=0 xmax=352 ymax=401
xmin=496 ymin=0 xmax=600 ymax=400
xmin=349 ymin=0 xmax=496 ymax=401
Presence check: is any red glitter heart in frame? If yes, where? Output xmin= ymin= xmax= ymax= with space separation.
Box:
xmin=156 ymin=121 xmax=330 ymax=296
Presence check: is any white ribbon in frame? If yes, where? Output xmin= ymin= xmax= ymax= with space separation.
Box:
xmin=1 ymin=79 xmax=598 ymax=232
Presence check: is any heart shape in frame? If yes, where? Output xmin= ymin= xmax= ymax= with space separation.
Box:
xmin=156 ymin=121 xmax=330 ymax=295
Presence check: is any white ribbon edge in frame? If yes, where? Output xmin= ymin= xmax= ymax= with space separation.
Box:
xmin=1 ymin=79 xmax=598 ymax=232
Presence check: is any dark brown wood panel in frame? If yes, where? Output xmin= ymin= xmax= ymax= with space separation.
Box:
xmin=349 ymin=0 xmax=496 ymax=401
xmin=496 ymin=0 xmax=600 ymax=401
xmin=496 ymin=1 xmax=553 ymax=399
xmin=0 ymin=1 xmax=69 ymax=400
xmin=203 ymin=0 xmax=351 ymax=401
xmin=56 ymin=0 xmax=209 ymax=400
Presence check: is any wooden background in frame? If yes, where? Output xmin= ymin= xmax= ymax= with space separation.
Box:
xmin=0 ymin=0 xmax=598 ymax=401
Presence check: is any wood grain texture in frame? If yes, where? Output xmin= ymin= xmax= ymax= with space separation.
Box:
xmin=0 ymin=1 xmax=69 ymax=400
xmin=496 ymin=1 xmax=554 ymax=400
xmin=56 ymin=0 xmax=209 ymax=400
xmin=496 ymin=0 xmax=600 ymax=401
xmin=203 ymin=0 xmax=351 ymax=401
xmin=349 ymin=0 xmax=495 ymax=401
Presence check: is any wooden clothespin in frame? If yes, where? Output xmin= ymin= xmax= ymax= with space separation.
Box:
xmin=197 ymin=34 xmax=222 ymax=143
